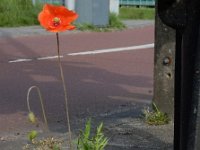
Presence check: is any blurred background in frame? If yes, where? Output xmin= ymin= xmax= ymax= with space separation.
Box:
xmin=0 ymin=0 xmax=155 ymax=28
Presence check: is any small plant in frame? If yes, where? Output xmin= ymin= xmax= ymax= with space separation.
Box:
xmin=77 ymin=119 xmax=108 ymax=150
xmin=109 ymin=13 xmax=126 ymax=29
xmin=25 ymin=86 xmax=63 ymax=150
xmin=24 ymin=4 xmax=78 ymax=150
xmin=21 ymin=3 xmax=109 ymax=150
xmin=143 ymin=103 xmax=170 ymax=125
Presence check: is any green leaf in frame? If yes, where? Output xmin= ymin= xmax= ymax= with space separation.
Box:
xmin=97 ymin=123 xmax=103 ymax=135
xmin=152 ymin=102 xmax=159 ymax=112
xmin=84 ymin=119 xmax=91 ymax=139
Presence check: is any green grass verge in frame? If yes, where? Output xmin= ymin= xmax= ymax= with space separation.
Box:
xmin=119 ymin=7 xmax=155 ymax=20
xmin=0 ymin=0 xmax=41 ymax=27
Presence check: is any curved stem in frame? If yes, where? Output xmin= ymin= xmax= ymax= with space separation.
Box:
xmin=27 ymin=86 xmax=49 ymax=131
xmin=56 ymin=32 xmax=72 ymax=150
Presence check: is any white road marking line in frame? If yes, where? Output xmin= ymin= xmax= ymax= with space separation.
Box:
xmin=8 ymin=43 xmax=154 ymax=63
xmin=68 ymin=43 xmax=154 ymax=56
xmin=9 ymin=58 xmax=32 ymax=63
xmin=8 ymin=55 xmax=64 ymax=63
xmin=37 ymin=55 xmax=63 ymax=60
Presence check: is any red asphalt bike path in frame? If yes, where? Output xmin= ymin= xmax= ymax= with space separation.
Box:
xmin=0 ymin=26 xmax=154 ymax=133
xmin=0 ymin=26 xmax=153 ymax=62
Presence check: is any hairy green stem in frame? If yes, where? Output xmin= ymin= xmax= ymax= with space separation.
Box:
xmin=27 ymin=86 xmax=49 ymax=131
xmin=56 ymin=32 xmax=72 ymax=150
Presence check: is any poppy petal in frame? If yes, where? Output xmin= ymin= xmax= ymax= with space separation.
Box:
xmin=38 ymin=3 xmax=78 ymax=32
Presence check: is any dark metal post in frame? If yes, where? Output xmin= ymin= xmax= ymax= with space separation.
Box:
xmin=178 ymin=1 xmax=200 ymax=149
xmin=155 ymin=0 xmax=200 ymax=149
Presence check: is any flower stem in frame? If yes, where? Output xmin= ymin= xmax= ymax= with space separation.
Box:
xmin=56 ymin=32 xmax=72 ymax=149
xmin=27 ymin=86 xmax=49 ymax=131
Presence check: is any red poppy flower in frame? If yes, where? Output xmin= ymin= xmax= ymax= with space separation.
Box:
xmin=38 ymin=3 xmax=78 ymax=32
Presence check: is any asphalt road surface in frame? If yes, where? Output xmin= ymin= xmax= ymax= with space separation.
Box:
xmin=0 ymin=25 xmax=173 ymax=150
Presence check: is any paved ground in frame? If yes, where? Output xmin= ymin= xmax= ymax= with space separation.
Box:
xmin=0 ymin=20 xmax=173 ymax=150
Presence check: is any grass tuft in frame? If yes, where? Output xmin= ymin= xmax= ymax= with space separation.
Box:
xmin=143 ymin=103 xmax=170 ymax=125
xmin=109 ymin=13 xmax=126 ymax=29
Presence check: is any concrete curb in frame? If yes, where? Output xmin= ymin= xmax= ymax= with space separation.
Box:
xmin=0 ymin=20 xmax=154 ymax=38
